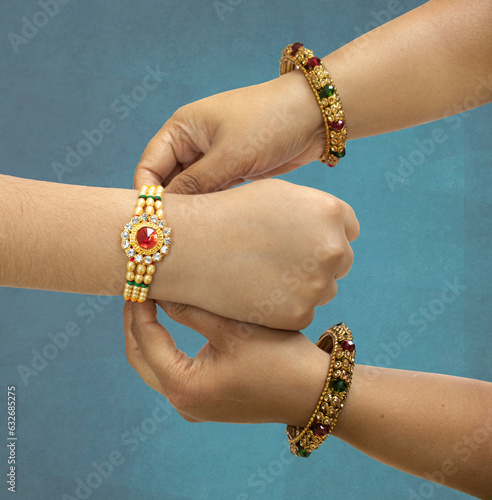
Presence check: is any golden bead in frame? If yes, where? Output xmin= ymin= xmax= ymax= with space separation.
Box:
xmin=147 ymin=187 xmax=156 ymax=197
xmin=126 ymin=271 xmax=135 ymax=282
xmin=143 ymin=274 xmax=153 ymax=285
xmin=137 ymin=297 xmax=146 ymax=303
xmin=145 ymin=197 xmax=155 ymax=206
xmin=134 ymin=206 xmax=144 ymax=216
xmin=139 ymin=185 xmax=149 ymax=193
xmin=127 ymin=261 xmax=136 ymax=272
xmin=145 ymin=205 xmax=155 ymax=215
xmin=137 ymin=197 xmax=146 ymax=207
xmin=134 ymin=274 xmax=143 ymax=284
xmin=136 ymin=264 xmax=147 ymax=275
xmin=156 ymin=209 xmax=164 ymax=219
xmin=155 ymin=186 xmax=164 ymax=195
xmin=146 ymin=264 xmax=156 ymax=275
xmin=154 ymin=200 xmax=163 ymax=210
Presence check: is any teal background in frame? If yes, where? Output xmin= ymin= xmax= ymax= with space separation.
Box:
xmin=1 ymin=1 xmax=491 ymax=499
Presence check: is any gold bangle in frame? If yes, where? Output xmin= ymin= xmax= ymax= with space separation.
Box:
xmin=121 ymin=185 xmax=171 ymax=303
xmin=280 ymin=43 xmax=347 ymax=167
xmin=286 ymin=322 xmax=355 ymax=457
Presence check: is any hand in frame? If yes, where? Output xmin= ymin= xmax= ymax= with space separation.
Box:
xmin=123 ymin=300 xmax=330 ymax=425
xmin=160 ymin=179 xmax=359 ymax=330
xmin=134 ymin=71 xmax=325 ymax=194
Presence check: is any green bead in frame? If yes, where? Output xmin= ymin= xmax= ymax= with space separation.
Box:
xmin=329 ymin=379 xmax=348 ymax=393
xmin=318 ymin=84 xmax=334 ymax=99
xmin=127 ymin=280 xmax=135 ymax=286
xmin=298 ymin=445 xmax=310 ymax=457
xmin=335 ymin=322 xmax=343 ymax=326
xmin=154 ymin=196 xmax=161 ymax=201
xmin=138 ymin=195 xmax=147 ymax=199
xmin=331 ymin=148 xmax=346 ymax=159
xmin=140 ymin=284 xmax=149 ymax=288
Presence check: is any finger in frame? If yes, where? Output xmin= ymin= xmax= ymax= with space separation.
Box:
xmin=156 ymin=300 xmax=247 ymax=346
xmin=334 ymin=241 xmax=355 ymax=280
xmin=165 ymin=143 xmax=243 ymax=194
xmin=317 ymin=280 xmax=338 ymax=306
xmin=130 ymin=300 xmax=187 ymax=384
xmin=123 ymin=302 xmax=163 ymax=392
xmin=344 ymin=204 xmax=360 ymax=242
xmin=134 ymin=125 xmax=202 ymax=189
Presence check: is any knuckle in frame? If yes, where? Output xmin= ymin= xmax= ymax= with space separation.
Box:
xmin=171 ymin=171 xmax=203 ymax=194
xmin=323 ymin=194 xmax=345 ymax=217
xmin=168 ymin=385 xmax=200 ymax=415
xmin=126 ymin=355 xmax=136 ymax=368
xmin=325 ymin=281 xmax=338 ymax=303
xmin=180 ymin=413 xmax=197 ymax=423
xmin=286 ymin=303 xmax=315 ymax=331
xmin=164 ymin=302 xmax=191 ymax=322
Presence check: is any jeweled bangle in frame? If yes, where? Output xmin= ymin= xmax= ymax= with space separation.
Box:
xmin=286 ymin=322 xmax=356 ymax=457
xmin=280 ymin=43 xmax=347 ymax=167
xmin=121 ymin=185 xmax=171 ymax=303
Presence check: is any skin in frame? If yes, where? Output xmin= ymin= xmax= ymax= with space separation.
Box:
xmin=0 ymin=174 xmax=358 ymax=330
xmin=133 ymin=0 xmax=492 ymax=193
xmin=124 ymin=0 xmax=492 ymax=495
xmin=125 ymin=300 xmax=492 ymax=498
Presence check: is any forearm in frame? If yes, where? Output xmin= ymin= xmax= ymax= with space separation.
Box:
xmin=0 ymin=175 xmax=184 ymax=299
xmin=329 ymin=0 xmax=492 ymax=139
xmin=279 ymin=0 xmax=492 ymax=145
xmin=332 ymin=365 xmax=492 ymax=497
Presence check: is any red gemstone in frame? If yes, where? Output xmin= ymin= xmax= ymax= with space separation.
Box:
xmin=313 ymin=421 xmax=330 ymax=437
xmin=306 ymin=57 xmax=321 ymax=69
xmin=291 ymin=42 xmax=303 ymax=56
xmin=341 ymin=340 xmax=355 ymax=352
xmin=136 ymin=226 xmax=158 ymax=250
xmin=331 ymin=119 xmax=345 ymax=132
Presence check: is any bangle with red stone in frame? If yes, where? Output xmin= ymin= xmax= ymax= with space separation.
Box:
xmin=280 ymin=43 xmax=347 ymax=167
xmin=121 ymin=185 xmax=171 ymax=303
xmin=286 ymin=323 xmax=356 ymax=457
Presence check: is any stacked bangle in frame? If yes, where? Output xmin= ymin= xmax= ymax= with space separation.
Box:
xmin=121 ymin=185 xmax=171 ymax=303
xmin=280 ymin=43 xmax=347 ymax=167
xmin=287 ymin=322 xmax=356 ymax=457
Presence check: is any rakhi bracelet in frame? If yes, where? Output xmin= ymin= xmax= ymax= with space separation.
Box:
xmin=121 ymin=185 xmax=172 ymax=303
xmin=287 ymin=323 xmax=356 ymax=457
xmin=280 ymin=43 xmax=347 ymax=167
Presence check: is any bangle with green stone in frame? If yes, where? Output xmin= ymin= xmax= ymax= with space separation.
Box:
xmin=286 ymin=322 xmax=356 ymax=457
xmin=280 ymin=43 xmax=347 ymax=167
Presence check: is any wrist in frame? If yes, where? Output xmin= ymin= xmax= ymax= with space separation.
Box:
xmin=270 ymin=71 xmax=326 ymax=161
xmin=287 ymin=345 xmax=331 ymax=427
xmin=145 ymin=192 xmax=194 ymax=302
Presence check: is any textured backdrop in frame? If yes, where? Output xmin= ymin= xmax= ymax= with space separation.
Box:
xmin=0 ymin=0 xmax=491 ymax=499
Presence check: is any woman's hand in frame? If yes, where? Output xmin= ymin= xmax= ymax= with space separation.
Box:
xmin=124 ymin=300 xmax=329 ymax=425
xmin=134 ymin=71 xmax=325 ymax=194
xmin=159 ymin=178 xmax=359 ymax=330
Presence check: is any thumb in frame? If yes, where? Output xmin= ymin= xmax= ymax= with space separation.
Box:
xmin=157 ymin=301 xmax=254 ymax=350
xmin=165 ymin=145 xmax=239 ymax=194
xmin=129 ymin=300 xmax=183 ymax=382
